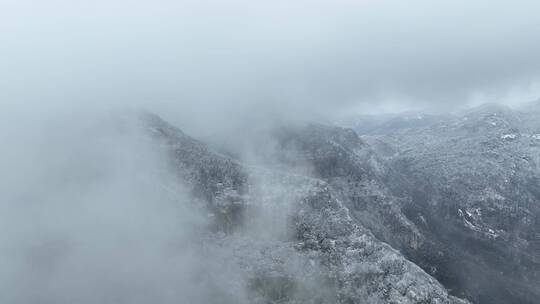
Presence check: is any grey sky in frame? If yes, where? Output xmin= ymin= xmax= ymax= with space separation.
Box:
xmin=2 ymin=0 xmax=540 ymax=130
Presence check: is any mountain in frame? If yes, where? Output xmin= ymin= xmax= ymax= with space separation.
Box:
xmin=218 ymin=102 xmax=540 ymax=304
xmin=135 ymin=101 xmax=540 ymax=303
xmin=356 ymin=103 xmax=540 ymax=304
xmin=138 ymin=112 xmax=468 ymax=304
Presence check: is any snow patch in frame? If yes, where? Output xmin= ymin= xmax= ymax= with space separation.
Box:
xmin=501 ymin=133 xmax=517 ymax=140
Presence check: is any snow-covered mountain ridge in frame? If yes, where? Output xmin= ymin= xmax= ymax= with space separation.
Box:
xmin=138 ymin=112 xmax=468 ymax=304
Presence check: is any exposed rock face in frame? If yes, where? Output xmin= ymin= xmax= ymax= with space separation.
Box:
xmin=139 ymin=112 xmax=468 ymax=304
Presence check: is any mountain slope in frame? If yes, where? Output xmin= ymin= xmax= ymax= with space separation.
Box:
xmin=356 ymin=103 xmax=540 ymax=304
xmin=243 ymin=103 xmax=540 ymax=303
xmin=140 ymin=112 xmax=468 ymax=304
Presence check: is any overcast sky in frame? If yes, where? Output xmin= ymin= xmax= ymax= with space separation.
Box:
xmin=2 ymin=0 xmax=540 ymax=132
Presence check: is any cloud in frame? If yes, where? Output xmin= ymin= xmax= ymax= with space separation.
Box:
xmin=1 ymin=0 xmax=539 ymax=129
xmin=0 ymin=110 xmax=249 ymax=303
